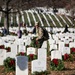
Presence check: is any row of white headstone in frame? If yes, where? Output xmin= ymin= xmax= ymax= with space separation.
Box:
xmin=0 ymin=33 xmax=48 ymax=74
xmin=49 ymin=32 xmax=75 ymax=61
xmin=0 ymin=47 xmax=47 ymax=75
xmin=16 ymin=47 xmax=47 ymax=75
xmin=16 ymin=32 xmax=75 ymax=75
xmin=0 ymin=32 xmax=75 ymax=75
xmin=0 ymin=39 xmax=47 ymax=75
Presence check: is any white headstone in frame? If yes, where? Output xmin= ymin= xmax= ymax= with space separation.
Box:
xmin=0 ymin=49 xmax=6 ymax=65
xmin=64 ymin=39 xmax=69 ymax=44
xmin=6 ymin=52 xmax=12 ymax=58
xmin=16 ymin=56 xmax=28 ymax=75
xmin=4 ymin=42 xmax=11 ymax=47
xmin=69 ymin=42 xmax=75 ymax=48
xmin=18 ymin=39 xmax=24 ymax=45
xmin=32 ymin=60 xmax=46 ymax=73
xmin=41 ymin=41 xmax=47 ymax=49
xmin=58 ymin=42 xmax=64 ymax=51
xmin=60 ymin=38 xmax=65 ymax=42
xmin=23 ymin=36 xmax=31 ymax=46
xmin=0 ymin=39 xmax=4 ymax=45
xmin=27 ymin=47 xmax=36 ymax=55
xmin=51 ymin=50 xmax=62 ymax=60
xmin=62 ymin=47 xmax=70 ymax=55
xmin=48 ymin=39 xmax=55 ymax=45
xmin=19 ymin=44 xmax=26 ymax=52
xmin=68 ymin=38 xmax=73 ymax=42
xmin=38 ymin=48 xmax=47 ymax=62
xmin=50 ymin=44 xmax=57 ymax=51
xmin=11 ymin=44 xmax=17 ymax=58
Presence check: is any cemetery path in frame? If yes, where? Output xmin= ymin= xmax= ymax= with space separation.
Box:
xmin=0 ymin=66 xmax=15 ymax=75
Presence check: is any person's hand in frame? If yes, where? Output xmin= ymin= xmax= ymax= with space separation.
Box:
xmin=36 ymin=38 xmax=38 ymax=41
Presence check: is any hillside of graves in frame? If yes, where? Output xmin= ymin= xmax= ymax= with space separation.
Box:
xmin=0 ymin=10 xmax=75 ymax=27
xmin=0 ymin=26 xmax=75 ymax=75
xmin=0 ymin=7 xmax=75 ymax=75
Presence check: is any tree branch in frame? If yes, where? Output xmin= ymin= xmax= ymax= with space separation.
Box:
xmin=0 ymin=6 xmax=6 ymax=13
xmin=6 ymin=0 xmax=12 ymax=5
xmin=8 ymin=8 xmax=12 ymax=11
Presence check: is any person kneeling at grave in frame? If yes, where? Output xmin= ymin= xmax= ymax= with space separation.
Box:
xmin=32 ymin=22 xmax=49 ymax=48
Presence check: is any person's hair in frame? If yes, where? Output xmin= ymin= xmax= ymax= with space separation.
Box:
xmin=35 ymin=22 xmax=39 ymax=26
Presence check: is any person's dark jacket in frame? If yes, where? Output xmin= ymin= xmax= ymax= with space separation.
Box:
xmin=63 ymin=25 xmax=70 ymax=33
xmin=2 ymin=28 xmax=8 ymax=36
xmin=17 ymin=30 xmax=22 ymax=38
xmin=32 ymin=27 xmax=36 ymax=34
xmin=32 ymin=27 xmax=49 ymax=40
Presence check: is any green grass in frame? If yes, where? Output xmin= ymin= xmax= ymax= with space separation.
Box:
xmin=56 ymin=14 xmax=65 ymax=27
xmin=13 ymin=13 xmax=17 ymax=26
xmin=28 ymin=12 xmax=35 ymax=26
xmin=62 ymin=15 xmax=72 ymax=27
xmin=0 ymin=12 xmax=74 ymax=28
xmin=24 ymin=11 xmax=29 ymax=26
xmin=44 ymin=13 xmax=54 ymax=27
xmin=19 ymin=15 xmax=22 ymax=23
xmin=50 ymin=14 xmax=60 ymax=27
xmin=0 ymin=13 xmax=4 ymax=27
xmin=39 ymin=13 xmax=47 ymax=27
xmin=68 ymin=16 xmax=75 ymax=27
xmin=33 ymin=13 xmax=41 ymax=26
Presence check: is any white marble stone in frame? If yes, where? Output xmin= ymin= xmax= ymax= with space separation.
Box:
xmin=19 ymin=44 xmax=26 ymax=52
xmin=69 ymin=42 xmax=75 ymax=48
xmin=18 ymin=39 xmax=24 ymax=45
xmin=32 ymin=60 xmax=46 ymax=73
xmin=51 ymin=50 xmax=62 ymax=60
xmin=27 ymin=47 xmax=36 ymax=55
xmin=48 ymin=39 xmax=55 ymax=45
xmin=50 ymin=44 xmax=57 ymax=51
xmin=41 ymin=41 xmax=47 ymax=49
xmin=0 ymin=49 xmax=6 ymax=65
xmin=58 ymin=42 xmax=64 ymax=51
xmin=64 ymin=39 xmax=69 ymax=44
xmin=0 ymin=39 xmax=4 ymax=45
xmin=62 ymin=47 xmax=70 ymax=55
xmin=10 ymin=44 xmax=18 ymax=58
xmin=38 ymin=48 xmax=47 ymax=62
xmin=31 ymin=48 xmax=47 ymax=73
xmin=23 ymin=36 xmax=31 ymax=46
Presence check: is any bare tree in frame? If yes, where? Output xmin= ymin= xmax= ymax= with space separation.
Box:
xmin=0 ymin=0 xmax=12 ymax=34
xmin=0 ymin=0 xmax=33 ymax=34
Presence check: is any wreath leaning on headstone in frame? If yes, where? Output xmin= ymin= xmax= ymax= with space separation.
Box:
xmin=30 ymin=37 xmax=40 ymax=48
xmin=17 ymin=52 xmax=26 ymax=56
xmin=50 ymin=59 xmax=64 ymax=71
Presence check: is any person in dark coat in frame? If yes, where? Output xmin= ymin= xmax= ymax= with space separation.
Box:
xmin=17 ymin=26 xmax=22 ymax=38
xmin=63 ymin=24 xmax=70 ymax=33
xmin=17 ymin=30 xmax=22 ymax=38
xmin=2 ymin=27 xmax=8 ymax=36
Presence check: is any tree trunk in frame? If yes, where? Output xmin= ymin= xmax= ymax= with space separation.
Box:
xmin=4 ymin=12 xmax=9 ymax=35
xmin=6 ymin=12 xmax=9 ymax=34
